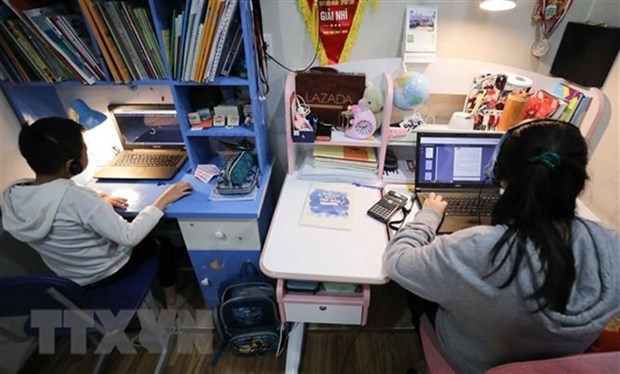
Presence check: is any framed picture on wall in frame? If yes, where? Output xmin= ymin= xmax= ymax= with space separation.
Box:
xmin=403 ymin=7 xmax=437 ymax=63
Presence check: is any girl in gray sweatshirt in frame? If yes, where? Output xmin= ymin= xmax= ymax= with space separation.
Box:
xmin=383 ymin=119 xmax=620 ymax=373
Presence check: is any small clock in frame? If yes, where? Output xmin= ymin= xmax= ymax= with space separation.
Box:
xmin=344 ymin=104 xmax=376 ymax=140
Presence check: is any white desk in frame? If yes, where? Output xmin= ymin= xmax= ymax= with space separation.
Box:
xmin=260 ymin=174 xmax=389 ymax=373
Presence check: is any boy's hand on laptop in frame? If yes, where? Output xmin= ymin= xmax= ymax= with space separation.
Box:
xmin=423 ymin=192 xmax=447 ymax=217
xmin=153 ymin=182 xmax=193 ymax=211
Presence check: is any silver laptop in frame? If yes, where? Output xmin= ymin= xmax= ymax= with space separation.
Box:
xmin=94 ymin=104 xmax=187 ymax=180
xmin=414 ymin=131 xmax=503 ymax=234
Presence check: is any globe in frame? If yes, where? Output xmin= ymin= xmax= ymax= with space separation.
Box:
xmin=393 ymin=71 xmax=430 ymax=111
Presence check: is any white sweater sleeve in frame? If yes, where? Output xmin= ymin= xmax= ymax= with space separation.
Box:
xmin=82 ymin=199 xmax=164 ymax=247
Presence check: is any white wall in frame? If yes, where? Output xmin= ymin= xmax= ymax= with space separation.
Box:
xmin=0 ymin=91 xmax=33 ymax=200
xmin=260 ymin=0 xmax=620 ymax=229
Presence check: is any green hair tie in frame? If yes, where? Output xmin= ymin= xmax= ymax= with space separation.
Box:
xmin=528 ymin=151 xmax=561 ymax=171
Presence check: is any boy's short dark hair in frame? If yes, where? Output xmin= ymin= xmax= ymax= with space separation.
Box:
xmin=18 ymin=117 xmax=84 ymax=175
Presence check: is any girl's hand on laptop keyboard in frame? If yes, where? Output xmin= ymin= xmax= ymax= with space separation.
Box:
xmin=153 ymin=182 xmax=193 ymax=211
xmin=423 ymin=192 xmax=448 ymax=217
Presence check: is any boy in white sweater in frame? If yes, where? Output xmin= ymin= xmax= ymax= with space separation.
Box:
xmin=2 ymin=117 xmax=193 ymax=308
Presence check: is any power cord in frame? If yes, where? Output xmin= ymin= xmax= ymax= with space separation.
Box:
xmin=262 ymin=3 xmax=320 ymax=75
xmin=388 ymin=199 xmax=414 ymax=232
xmin=477 ymin=176 xmax=490 ymax=225
xmin=336 ymin=285 xmax=387 ymax=373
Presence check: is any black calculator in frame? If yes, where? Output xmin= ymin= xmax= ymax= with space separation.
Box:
xmin=367 ymin=190 xmax=409 ymax=223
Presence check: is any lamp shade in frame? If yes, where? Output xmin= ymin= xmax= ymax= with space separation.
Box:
xmin=480 ymin=0 xmax=516 ymax=11
xmin=67 ymin=99 xmax=107 ymax=130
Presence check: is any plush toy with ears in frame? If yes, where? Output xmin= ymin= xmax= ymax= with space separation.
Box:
xmin=358 ymin=82 xmax=385 ymax=129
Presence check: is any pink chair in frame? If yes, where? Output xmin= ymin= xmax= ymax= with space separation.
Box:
xmin=485 ymin=351 xmax=620 ymax=373
xmin=419 ymin=313 xmax=620 ymax=374
xmin=419 ymin=314 xmax=459 ymax=373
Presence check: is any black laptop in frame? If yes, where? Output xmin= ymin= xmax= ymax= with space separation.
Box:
xmin=414 ymin=131 xmax=503 ymax=233
xmin=94 ymin=104 xmax=187 ymax=180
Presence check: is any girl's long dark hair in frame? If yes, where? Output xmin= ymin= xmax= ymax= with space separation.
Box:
xmin=489 ymin=121 xmax=588 ymax=312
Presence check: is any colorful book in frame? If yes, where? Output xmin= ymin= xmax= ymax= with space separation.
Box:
xmin=313 ymin=145 xmax=377 ymax=163
xmin=206 ymin=0 xmax=238 ymax=82
xmin=569 ymin=96 xmax=592 ymax=127
xmin=552 ymin=82 xmax=586 ymax=122
xmin=522 ymin=90 xmax=560 ymax=120
xmin=78 ymin=0 xmax=130 ymax=82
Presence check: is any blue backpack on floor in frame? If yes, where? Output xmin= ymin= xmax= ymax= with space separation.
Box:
xmin=212 ymin=262 xmax=282 ymax=358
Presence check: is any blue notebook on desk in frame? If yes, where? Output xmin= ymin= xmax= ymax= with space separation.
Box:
xmin=414 ymin=131 xmax=502 ymax=233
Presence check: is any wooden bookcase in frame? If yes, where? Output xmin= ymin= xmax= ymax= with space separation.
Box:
xmin=0 ymin=0 xmax=274 ymax=307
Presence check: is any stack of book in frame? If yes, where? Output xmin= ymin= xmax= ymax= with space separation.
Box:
xmin=523 ymin=82 xmax=592 ymax=127
xmin=297 ymin=145 xmax=380 ymax=184
xmin=313 ymin=145 xmax=378 ymax=172
xmin=170 ymin=0 xmax=243 ymax=82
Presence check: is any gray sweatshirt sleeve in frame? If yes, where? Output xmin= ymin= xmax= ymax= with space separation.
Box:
xmin=383 ymin=209 xmax=496 ymax=304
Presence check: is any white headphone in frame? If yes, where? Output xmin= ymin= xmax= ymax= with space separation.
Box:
xmin=292 ymin=96 xmax=312 ymax=130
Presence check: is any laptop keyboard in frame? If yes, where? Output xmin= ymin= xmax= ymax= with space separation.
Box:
xmin=444 ymin=195 xmax=498 ymax=216
xmin=111 ymin=153 xmax=184 ymax=167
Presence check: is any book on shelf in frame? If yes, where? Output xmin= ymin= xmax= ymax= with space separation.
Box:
xmin=1 ymin=19 xmax=57 ymax=82
xmin=0 ymin=31 xmax=27 ymax=81
xmin=132 ymin=6 xmax=166 ymax=79
xmin=78 ymin=0 xmax=130 ymax=83
xmin=313 ymin=145 xmax=378 ymax=164
xmin=3 ymin=1 xmax=99 ymax=84
xmin=205 ymin=0 xmax=238 ymax=82
xmin=552 ymin=82 xmax=587 ymax=123
xmin=119 ymin=2 xmax=164 ymax=79
xmin=522 ymin=89 xmax=560 ymax=120
xmin=182 ymin=0 xmax=207 ymax=81
xmin=568 ymin=95 xmax=592 ymax=127
xmin=48 ymin=14 xmax=101 ymax=73
xmin=97 ymin=1 xmax=142 ymax=80
xmin=219 ymin=22 xmax=242 ymax=76
xmin=194 ymin=0 xmax=224 ymax=81
xmin=107 ymin=2 xmax=151 ymax=80
xmin=170 ymin=8 xmax=182 ymax=78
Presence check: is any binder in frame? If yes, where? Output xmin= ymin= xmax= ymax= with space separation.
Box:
xmin=194 ymin=0 xmax=224 ymax=81
xmin=206 ymin=0 xmax=238 ymax=82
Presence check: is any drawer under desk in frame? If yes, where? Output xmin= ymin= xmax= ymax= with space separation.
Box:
xmin=276 ymin=279 xmax=370 ymax=326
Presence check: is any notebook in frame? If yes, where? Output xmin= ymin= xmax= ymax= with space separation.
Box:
xmin=94 ymin=104 xmax=187 ymax=180
xmin=414 ymin=131 xmax=503 ymax=233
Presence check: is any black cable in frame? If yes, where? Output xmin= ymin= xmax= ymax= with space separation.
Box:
xmin=388 ymin=199 xmax=414 ymax=232
xmin=337 ymin=285 xmax=387 ymax=373
xmin=477 ymin=176 xmax=490 ymax=225
xmin=262 ymin=3 xmax=320 ymax=74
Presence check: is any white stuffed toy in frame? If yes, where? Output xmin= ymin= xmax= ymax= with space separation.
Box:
xmin=357 ymin=82 xmax=384 ymax=129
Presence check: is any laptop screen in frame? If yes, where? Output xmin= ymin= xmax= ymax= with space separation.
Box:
xmin=109 ymin=104 xmax=184 ymax=149
xmin=415 ymin=132 xmax=502 ymax=188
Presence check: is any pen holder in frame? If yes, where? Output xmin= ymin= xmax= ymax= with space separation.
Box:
xmin=498 ymin=92 xmax=528 ymax=131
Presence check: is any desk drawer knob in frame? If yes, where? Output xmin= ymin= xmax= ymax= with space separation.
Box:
xmin=200 ymin=278 xmax=210 ymax=287
xmin=214 ymin=231 xmax=226 ymax=240
xmin=319 ymin=306 xmax=327 ymax=311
